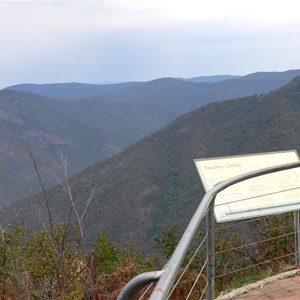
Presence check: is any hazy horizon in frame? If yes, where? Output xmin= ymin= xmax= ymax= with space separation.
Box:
xmin=1 ymin=0 xmax=300 ymax=89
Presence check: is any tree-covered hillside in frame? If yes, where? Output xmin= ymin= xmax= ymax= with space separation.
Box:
xmin=10 ymin=76 xmax=300 ymax=249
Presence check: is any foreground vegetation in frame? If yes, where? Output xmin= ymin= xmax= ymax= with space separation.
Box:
xmin=0 ymin=219 xmax=163 ymax=299
xmin=0 ymin=210 xmax=297 ymax=299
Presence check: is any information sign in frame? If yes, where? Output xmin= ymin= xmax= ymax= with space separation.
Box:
xmin=194 ymin=150 xmax=300 ymax=222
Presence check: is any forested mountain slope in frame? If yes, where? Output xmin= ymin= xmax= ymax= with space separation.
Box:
xmin=12 ymin=76 xmax=300 ymax=249
xmin=0 ymin=89 xmax=135 ymax=203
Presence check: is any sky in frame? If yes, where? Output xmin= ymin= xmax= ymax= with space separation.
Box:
xmin=1 ymin=0 xmax=300 ymax=88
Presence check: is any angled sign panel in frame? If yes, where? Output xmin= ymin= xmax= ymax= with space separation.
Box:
xmin=194 ymin=150 xmax=300 ymax=222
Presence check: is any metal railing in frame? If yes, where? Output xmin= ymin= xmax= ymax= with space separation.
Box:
xmin=118 ymin=162 xmax=300 ymax=300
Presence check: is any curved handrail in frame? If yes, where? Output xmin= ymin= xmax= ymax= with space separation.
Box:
xmin=118 ymin=162 xmax=300 ymax=300
xmin=117 ymin=270 xmax=163 ymax=300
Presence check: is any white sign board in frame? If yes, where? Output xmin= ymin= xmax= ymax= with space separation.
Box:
xmin=194 ymin=150 xmax=300 ymax=222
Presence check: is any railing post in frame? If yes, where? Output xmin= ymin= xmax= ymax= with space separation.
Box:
xmin=206 ymin=199 xmax=215 ymax=300
xmin=294 ymin=211 xmax=300 ymax=266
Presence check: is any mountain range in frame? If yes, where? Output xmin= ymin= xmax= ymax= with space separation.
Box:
xmin=7 ymin=75 xmax=241 ymax=100
xmin=8 ymin=74 xmax=300 ymax=249
xmin=6 ymin=82 xmax=142 ymax=100
xmin=1 ymin=70 xmax=299 ymax=204
xmin=184 ymin=74 xmax=240 ymax=82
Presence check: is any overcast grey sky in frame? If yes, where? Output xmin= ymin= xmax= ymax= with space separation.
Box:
xmin=1 ymin=0 xmax=300 ymax=88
